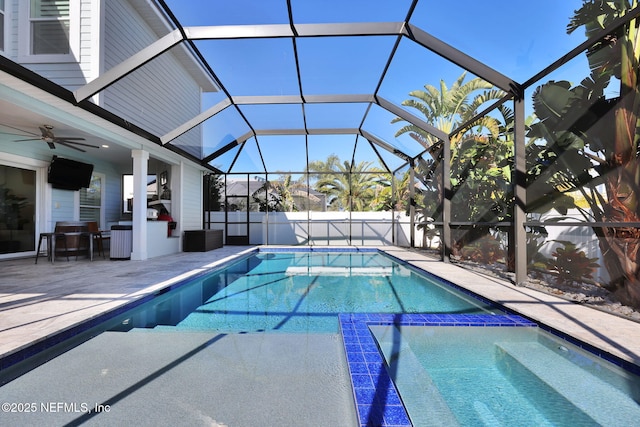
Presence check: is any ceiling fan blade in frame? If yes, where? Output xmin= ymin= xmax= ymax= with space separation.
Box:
xmin=58 ymin=139 xmax=99 ymax=149
xmin=55 ymin=137 xmax=85 ymax=141
xmin=1 ymin=131 xmax=34 ymax=138
xmin=46 ymin=141 xmax=56 ymax=150
xmin=57 ymin=141 xmax=86 ymax=152
xmin=14 ymin=138 xmax=41 ymax=142
xmin=0 ymin=123 xmax=39 ymax=137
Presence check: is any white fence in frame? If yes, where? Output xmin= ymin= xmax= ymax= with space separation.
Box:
xmin=206 ymin=209 xmax=609 ymax=280
xmin=205 ymin=211 xmax=424 ymax=246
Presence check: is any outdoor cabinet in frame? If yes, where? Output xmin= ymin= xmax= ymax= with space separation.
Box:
xmin=110 ymin=225 xmax=132 ymax=259
xmin=183 ymin=229 xmax=223 ymax=252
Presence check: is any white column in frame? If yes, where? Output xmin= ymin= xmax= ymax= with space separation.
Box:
xmin=131 ymin=149 xmax=149 ymax=260
xmin=172 ymin=162 xmax=183 ymax=247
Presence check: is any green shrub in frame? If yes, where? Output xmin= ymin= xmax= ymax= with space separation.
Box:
xmin=546 ymin=240 xmax=599 ymax=285
xmin=459 ymin=234 xmax=503 ymax=264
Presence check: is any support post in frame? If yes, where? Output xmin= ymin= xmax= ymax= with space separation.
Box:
xmin=131 ymin=149 xmax=149 ymax=261
xmin=513 ymin=94 xmax=527 ymax=286
xmin=409 ymin=164 xmax=415 ymax=248
xmin=442 ymin=138 xmax=452 ymax=262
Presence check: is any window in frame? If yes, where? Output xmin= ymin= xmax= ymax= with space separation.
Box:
xmin=79 ymin=174 xmax=103 ymax=227
xmin=122 ymin=174 xmax=158 ymax=213
xmin=0 ymin=0 xmax=5 ymax=52
xmin=30 ymin=0 xmax=70 ymax=55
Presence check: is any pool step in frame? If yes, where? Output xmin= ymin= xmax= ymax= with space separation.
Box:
xmin=496 ymin=341 xmax=640 ymax=426
xmin=370 ymin=326 xmax=459 ymax=427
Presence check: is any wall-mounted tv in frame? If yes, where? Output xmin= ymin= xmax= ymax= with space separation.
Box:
xmin=47 ymin=156 xmax=94 ymax=191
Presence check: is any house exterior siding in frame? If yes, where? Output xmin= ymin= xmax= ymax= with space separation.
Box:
xmin=102 ymin=0 xmax=202 ymax=157
xmin=181 ymin=165 xmax=203 ymax=230
xmin=0 ymin=0 xmax=211 ymax=259
xmin=6 ymin=0 xmax=92 ymax=90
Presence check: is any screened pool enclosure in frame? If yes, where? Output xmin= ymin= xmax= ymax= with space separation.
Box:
xmin=3 ymin=1 xmax=640 ymax=308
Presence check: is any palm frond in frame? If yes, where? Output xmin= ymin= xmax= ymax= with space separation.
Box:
xmin=402 ymin=98 xmax=433 ymax=118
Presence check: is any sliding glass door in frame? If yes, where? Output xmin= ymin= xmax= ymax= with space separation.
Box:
xmin=0 ymin=164 xmax=36 ymax=254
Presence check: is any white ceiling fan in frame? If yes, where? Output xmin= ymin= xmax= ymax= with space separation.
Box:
xmin=3 ymin=124 xmax=99 ymax=152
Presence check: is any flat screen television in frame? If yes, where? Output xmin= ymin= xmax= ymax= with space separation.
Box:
xmin=47 ymin=156 xmax=94 ymax=191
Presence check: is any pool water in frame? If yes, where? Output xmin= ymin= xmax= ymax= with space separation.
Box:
xmin=370 ymin=324 xmax=640 ymax=427
xmin=113 ymin=251 xmax=499 ymax=333
xmin=3 ymin=248 xmax=639 ymax=427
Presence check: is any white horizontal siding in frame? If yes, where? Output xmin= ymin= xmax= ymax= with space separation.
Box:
xmin=10 ymin=0 xmax=93 ymax=90
xmin=6 ymin=0 xmax=19 ymax=57
xmin=78 ymin=0 xmax=94 ymax=83
xmin=181 ymin=165 xmax=202 ymax=230
xmin=50 ymin=188 xmax=76 ymax=227
xmin=102 ymin=0 xmax=202 ymax=158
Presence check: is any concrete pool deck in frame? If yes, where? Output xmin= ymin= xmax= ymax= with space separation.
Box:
xmin=1 ymin=245 xmax=639 ymax=370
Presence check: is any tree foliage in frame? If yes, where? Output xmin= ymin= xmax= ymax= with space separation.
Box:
xmin=528 ymin=0 xmax=640 ymax=307
xmin=393 ymin=71 xmax=512 ymax=256
xmin=307 ymin=155 xmax=389 ymax=211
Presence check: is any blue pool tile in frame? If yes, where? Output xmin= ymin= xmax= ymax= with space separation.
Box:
xmin=351 ymin=374 xmax=374 ymax=389
xmin=358 ymin=404 xmax=384 ymax=426
xmin=376 ymin=386 xmax=401 ymax=406
xmin=378 ymin=314 xmax=399 ymax=323
xmin=382 ymin=404 xmax=412 ymax=426
xmin=341 ymin=327 xmax=357 ymax=337
xmin=360 ymin=342 xmax=380 ymax=352
xmin=347 ymin=352 xmax=366 ymax=363
xmin=372 ymin=374 xmax=392 ymax=392
xmin=345 ymin=343 xmax=361 ymax=352
xmin=356 ymin=329 xmax=372 ymax=338
xmin=343 ymin=335 xmax=359 ymax=344
xmin=367 ymin=362 xmax=386 ymax=375
xmin=349 ymin=362 xmax=369 ymax=374
xmin=364 ymin=352 xmax=383 ymax=363
xmin=341 ymin=326 xmax=357 ymax=336
xmin=354 ymin=387 xmax=378 ymax=403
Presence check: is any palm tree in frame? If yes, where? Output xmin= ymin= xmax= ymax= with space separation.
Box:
xmin=528 ymin=0 xmax=640 ymax=307
xmin=309 ymin=156 xmax=385 ymax=211
xmin=251 ymin=174 xmax=312 ymax=212
xmin=393 ymin=72 xmax=512 ymax=257
xmin=369 ymin=171 xmax=411 ymax=212
xmin=391 ymin=71 xmax=506 ymax=149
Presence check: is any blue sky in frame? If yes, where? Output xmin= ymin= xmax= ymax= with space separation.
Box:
xmin=162 ymin=0 xmax=593 ymax=174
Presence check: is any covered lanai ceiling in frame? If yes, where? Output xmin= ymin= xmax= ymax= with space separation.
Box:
xmin=62 ymin=0 xmax=589 ymax=174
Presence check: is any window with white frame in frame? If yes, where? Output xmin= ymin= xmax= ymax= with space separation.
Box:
xmin=1 ymin=0 xmax=5 ymax=52
xmin=30 ymin=0 xmax=70 ymax=55
xmin=79 ymin=174 xmax=103 ymax=227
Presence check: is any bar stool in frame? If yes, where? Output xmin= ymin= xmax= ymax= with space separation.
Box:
xmin=35 ymin=232 xmax=68 ymax=264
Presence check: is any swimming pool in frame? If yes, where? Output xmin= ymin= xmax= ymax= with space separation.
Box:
xmin=110 ymin=250 xmax=500 ymax=334
xmin=1 ymin=247 xmax=639 ymax=427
